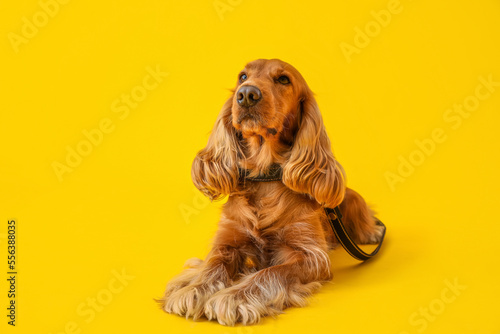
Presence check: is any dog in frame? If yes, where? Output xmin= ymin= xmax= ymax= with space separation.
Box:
xmin=159 ymin=59 xmax=384 ymax=325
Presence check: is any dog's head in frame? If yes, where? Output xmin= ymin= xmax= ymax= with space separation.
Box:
xmin=231 ymin=59 xmax=306 ymax=141
xmin=192 ymin=59 xmax=345 ymax=207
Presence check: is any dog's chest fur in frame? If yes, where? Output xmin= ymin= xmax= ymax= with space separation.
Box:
xmin=227 ymin=181 xmax=320 ymax=239
xmin=245 ymin=182 xmax=295 ymax=228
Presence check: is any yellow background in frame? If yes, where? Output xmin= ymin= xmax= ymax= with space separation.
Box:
xmin=1 ymin=0 xmax=499 ymax=333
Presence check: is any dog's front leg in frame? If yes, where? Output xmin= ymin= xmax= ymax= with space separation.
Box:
xmin=205 ymin=222 xmax=332 ymax=326
xmin=161 ymin=222 xmax=255 ymax=320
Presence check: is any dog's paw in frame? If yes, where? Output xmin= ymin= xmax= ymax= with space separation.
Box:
xmin=163 ymin=283 xmax=211 ymax=320
xmin=163 ymin=276 xmax=227 ymax=320
xmin=204 ymin=288 xmax=280 ymax=326
xmin=358 ymin=220 xmax=385 ymax=245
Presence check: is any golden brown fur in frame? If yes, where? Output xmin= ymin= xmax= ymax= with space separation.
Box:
xmin=160 ymin=59 xmax=383 ymax=325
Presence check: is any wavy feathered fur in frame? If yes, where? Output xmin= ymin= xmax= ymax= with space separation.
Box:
xmin=282 ymin=90 xmax=346 ymax=209
xmin=191 ymin=97 xmax=242 ymax=201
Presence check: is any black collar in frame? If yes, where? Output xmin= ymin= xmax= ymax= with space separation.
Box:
xmin=239 ymin=163 xmax=283 ymax=182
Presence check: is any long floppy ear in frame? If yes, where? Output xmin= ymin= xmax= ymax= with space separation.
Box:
xmin=191 ymin=96 xmax=242 ymax=201
xmin=282 ymin=92 xmax=346 ymax=208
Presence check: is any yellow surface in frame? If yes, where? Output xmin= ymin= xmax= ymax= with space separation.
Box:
xmin=1 ymin=0 xmax=499 ymax=333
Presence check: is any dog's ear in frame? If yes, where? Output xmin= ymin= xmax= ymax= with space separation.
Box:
xmin=282 ymin=91 xmax=346 ymax=208
xmin=191 ymin=96 xmax=242 ymax=201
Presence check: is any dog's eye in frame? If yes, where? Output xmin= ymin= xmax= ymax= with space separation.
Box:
xmin=277 ymin=75 xmax=290 ymax=85
xmin=239 ymin=74 xmax=247 ymax=83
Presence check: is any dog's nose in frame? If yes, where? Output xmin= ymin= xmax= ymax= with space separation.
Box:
xmin=237 ymin=85 xmax=262 ymax=107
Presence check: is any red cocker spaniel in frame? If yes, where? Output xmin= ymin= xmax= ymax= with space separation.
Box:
xmin=160 ymin=59 xmax=383 ymax=325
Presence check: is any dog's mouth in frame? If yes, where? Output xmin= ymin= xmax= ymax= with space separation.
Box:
xmin=235 ymin=115 xmax=278 ymax=139
xmin=237 ymin=112 xmax=259 ymax=125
